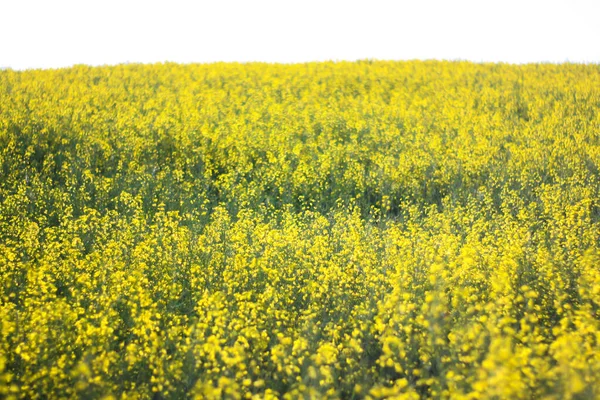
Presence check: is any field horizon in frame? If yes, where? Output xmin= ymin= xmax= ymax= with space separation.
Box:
xmin=3 ymin=58 xmax=600 ymax=73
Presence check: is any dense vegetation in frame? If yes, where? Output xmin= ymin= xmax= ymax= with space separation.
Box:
xmin=1 ymin=61 xmax=599 ymax=399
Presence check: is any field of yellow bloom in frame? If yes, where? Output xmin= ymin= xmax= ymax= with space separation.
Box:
xmin=1 ymin=60 xmax=599 ymax=399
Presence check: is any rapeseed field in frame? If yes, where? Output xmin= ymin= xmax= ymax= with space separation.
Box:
xmin=1 ymin=60 xmax=599 ymax=399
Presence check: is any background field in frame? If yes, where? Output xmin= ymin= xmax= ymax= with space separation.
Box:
xmin=1 ymin=61 xmax=600 ymax=399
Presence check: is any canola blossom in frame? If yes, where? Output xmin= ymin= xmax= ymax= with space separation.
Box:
xmin=1 ymin=61 xmax=600 ymax=399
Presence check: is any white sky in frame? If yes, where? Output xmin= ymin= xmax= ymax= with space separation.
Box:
xmin=1 ymin=0 xmax=599 ymax=70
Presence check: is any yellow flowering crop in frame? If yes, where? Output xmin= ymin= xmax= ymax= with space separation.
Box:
xmin=1 ymin=60 xmax=599 ymax=398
